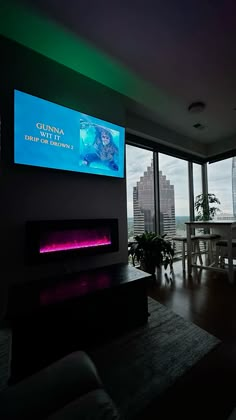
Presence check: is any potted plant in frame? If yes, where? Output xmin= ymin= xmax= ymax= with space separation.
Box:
xmin=194 ymin=193 xmax=221 ymax=221
xmin=129 ymin=231 xmax=174 ymax=276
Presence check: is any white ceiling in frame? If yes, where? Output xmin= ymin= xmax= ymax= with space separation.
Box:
xmin=14 ymin=0 xmax=236 ymax=149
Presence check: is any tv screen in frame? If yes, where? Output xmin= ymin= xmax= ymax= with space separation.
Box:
xmin=14 ymin=90 xmax=125 ymax=178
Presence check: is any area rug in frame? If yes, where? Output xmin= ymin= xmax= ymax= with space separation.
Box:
xmin=90 ymin=297 xmax=221 ymax=419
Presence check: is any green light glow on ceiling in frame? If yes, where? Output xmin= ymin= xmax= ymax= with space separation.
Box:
xmin=0 ymin=0 xmax=169 ymax=110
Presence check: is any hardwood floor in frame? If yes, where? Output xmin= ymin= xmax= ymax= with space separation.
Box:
xmin=144 ymin=259 xmax=236 ymax=420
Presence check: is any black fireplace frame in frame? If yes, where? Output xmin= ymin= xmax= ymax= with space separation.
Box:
xmin=25 ymin=218 xmax=119 ymax=264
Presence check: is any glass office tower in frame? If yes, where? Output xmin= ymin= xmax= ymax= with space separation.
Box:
xmin=133 ymin=162 xmax=176 ymax=237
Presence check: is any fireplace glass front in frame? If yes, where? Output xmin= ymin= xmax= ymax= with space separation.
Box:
xmin=25 ymin=219 xmax=119 ymax=263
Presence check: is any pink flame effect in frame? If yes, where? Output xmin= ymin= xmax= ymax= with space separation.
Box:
xmin=39 ymin=227 xmax=112 ymax=254
xmin=40 ymin=237 xmax=111 ymax=253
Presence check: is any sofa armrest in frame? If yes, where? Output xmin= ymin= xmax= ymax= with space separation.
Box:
xmin=47 ymin=389 xmax=122 ymax=420
xmin=0 ymin=351 xmax=102 ymax=420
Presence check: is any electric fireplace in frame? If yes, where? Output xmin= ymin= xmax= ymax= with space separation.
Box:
xmin=25 ymin=219 xmax=119 ymax=263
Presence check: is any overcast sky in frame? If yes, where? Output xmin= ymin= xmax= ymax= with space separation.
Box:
xmin=126 ymin=145 xmax=233 ymax=217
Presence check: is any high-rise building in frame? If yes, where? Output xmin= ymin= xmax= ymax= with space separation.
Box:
xmin=159 ymin=170 xmax=176 ymax=237
xmin=133 ymin=162 xmax=176 ymax=237
xmin=232 ymin=157 xmax=236 ymax=217
xmin=133 ymin=186 xmax=145 ymax=235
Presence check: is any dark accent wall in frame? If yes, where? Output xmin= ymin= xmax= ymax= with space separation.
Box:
xmin=0 ymin=36 xmax=128 ymax=318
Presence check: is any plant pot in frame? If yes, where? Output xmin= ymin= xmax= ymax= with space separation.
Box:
xmin=140 ymin=259 xmax=156 ymax=275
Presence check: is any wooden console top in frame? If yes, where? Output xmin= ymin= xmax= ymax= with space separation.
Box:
xmin=6 ymin=264 xmax=152 ymax=319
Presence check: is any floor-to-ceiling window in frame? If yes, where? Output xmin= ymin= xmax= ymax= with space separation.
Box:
xmin=126 ymin=145 xmax=154 ymax=242
xmin=207 ymin=158 xmax=233 ymax=219
xmin=126 ymin=143 xmax=205 ymax=263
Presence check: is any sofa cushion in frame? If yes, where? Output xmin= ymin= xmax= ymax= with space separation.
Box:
xmin=47 ymin=389 xmax=122 ymax=420
xmin=0 ymin=351 xmax=102 ymax=420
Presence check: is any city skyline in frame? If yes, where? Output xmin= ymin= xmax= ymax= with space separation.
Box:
xmin=126 ymin=145 xmax=234 ymax=217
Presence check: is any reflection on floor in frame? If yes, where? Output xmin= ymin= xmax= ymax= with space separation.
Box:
xmin=144 ymin=259 xmax=236 ymax=420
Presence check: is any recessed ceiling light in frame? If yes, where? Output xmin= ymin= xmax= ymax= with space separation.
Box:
xmin=188 ymin=102 xmax=206 ymax=113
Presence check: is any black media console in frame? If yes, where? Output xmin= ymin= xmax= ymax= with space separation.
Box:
xmin=6 ymin=264 xmax=151 ymax=382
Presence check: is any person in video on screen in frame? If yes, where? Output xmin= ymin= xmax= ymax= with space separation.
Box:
xmin=82 ymin=127 xmax=119 ymax=171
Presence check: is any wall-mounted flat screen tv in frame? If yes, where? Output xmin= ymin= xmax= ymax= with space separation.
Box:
xmin=14 ymin=89 xmax=125 ymax=178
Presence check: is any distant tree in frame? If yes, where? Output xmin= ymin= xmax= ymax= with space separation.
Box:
xmin=194 ymin=193 xmax=221 ymax=221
